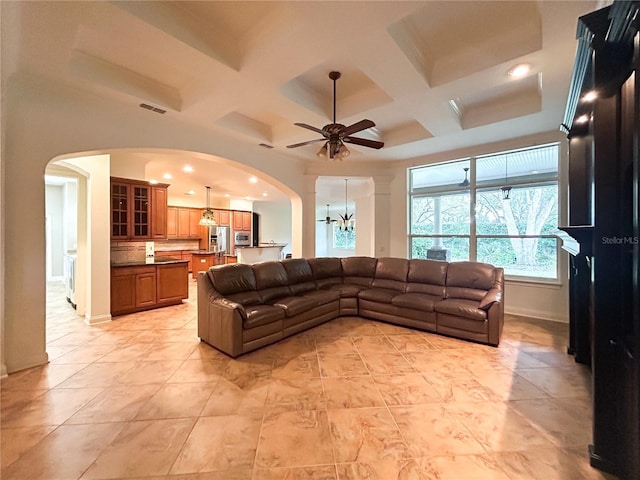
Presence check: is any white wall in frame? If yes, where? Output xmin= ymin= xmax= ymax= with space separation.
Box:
xmin=45 ymin=184 xmax=64 ymax=279
xmin=253 ymin=200 xmax=292 ymax=257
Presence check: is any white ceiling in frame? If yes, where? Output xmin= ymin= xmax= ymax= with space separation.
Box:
xmin=9 ymin=1 xmax=596 ymax=207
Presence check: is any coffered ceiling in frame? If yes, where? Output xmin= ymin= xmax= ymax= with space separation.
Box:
xmin=5 ymin=1 xmax=597 ymax=205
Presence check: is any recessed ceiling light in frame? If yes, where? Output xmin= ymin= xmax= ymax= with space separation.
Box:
xmin=249 ymin=176 xmax=258 ymax=184
xmin=245 ymin=196 xmax=251 ymax=200
xmin=531 ymin=170 xmax=539 ymax=174
xmin=575 ymin=114 xmax=590 ymax=124
xmin=185 ymin=189 xmax=196 ymax=195
xmin=224 ymin=193 xmax=230 ymax=198
xmin=163 ymin=173 xmax=172 ymax=179
xmin=262 ymin=192 xmax=268 ymax=197
xmin=183 ymin=165 xmax=194 ymax=173
xmin=582 ymin=90 xmax=598 ymax=102
xmin=149 ymin=179 xmax=159 ymax=185
xmin=507 ymin=63 xmax=531 ymax=78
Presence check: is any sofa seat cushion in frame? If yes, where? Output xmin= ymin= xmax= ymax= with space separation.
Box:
xmin=273 ymin=296 xmax=319 ymax=317
xmin=330 ymin=283 xmax=367 ymax=298
xmin=244 ymin=305 xmax=286 ymax=329
xmin=435 ymin=298 xmax=487 ymax=321
xmin=391 ymin=293 xmax=440 ymax=312
xmin=304 ymin=289 xmax=341 ymax=304
xmin=358 ymin=287 xmax=399 ymax=304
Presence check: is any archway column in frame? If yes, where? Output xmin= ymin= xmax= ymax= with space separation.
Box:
xmin=371 ymin=176 xmax=393 ymax=258
xmin=302 ymin=175 xmax=318 ymax=258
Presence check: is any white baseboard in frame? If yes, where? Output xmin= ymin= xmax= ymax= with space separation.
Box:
xmin=84 ymin=313 xmax=112 ymax=326
xmin=505 ymin=306 xmax=568 ymax=323
xmin=5 ymin=352 xmax=49 ymax=374
xmin=1 ymin=363 xmax=7 ymax=379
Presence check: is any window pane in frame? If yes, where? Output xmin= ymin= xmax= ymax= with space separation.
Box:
xmin=410 ymin=159 xmax=470 ymax=190
xmin=333 ymin=226 xmax=356 ymax=249
xmin=477 ymin=237 xmax=558 ymax=278
xmin=411 ymin=193 xmax=470 ymax=235
xmin=476 ymin=144 xmax=558 ymax=185
xmin=476 ymin=185 xmax=558 ymax=236
xmin=410 ymin=237 xmax=470 ymax=262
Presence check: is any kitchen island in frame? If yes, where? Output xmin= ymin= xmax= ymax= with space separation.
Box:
xmin=236 ymin=244 xmax=287 ymax=264
xmin=110 ymin=257 xmax=189 ymax=316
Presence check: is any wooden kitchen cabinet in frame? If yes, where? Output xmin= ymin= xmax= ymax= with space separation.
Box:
xmin=242 ymin=211 xmax=252 ymax=231
xmin=167 ymin=206 xmax=206 ymax=241
xmin=135 ymin=272 xmax=157 ymax=307
xmin=110 ymin=177 xmax=168 ymax=240
xmin=156 ymin=263 xmax=188 ymax=303
xmin=111 ymin=262 xmax=188 ymax=316
xmin=232 ymin=210 xmax=252 ymax=231
xmin=189 ymin=209 xmax=204 ymax=238
xmin=191 ymin=253 xmax=213 ymax=278
xmin=217 ymin=209 xmax=230 ymax=226
xmin=111 ymin=265 xmax=157 ymax=314
xmin=151 ymin=186 xmax=168 ymax=239
xmin=177 ymin=208 xmax=190 ymax=237
xmin=166 ymin=207 xmax=178 ymax=237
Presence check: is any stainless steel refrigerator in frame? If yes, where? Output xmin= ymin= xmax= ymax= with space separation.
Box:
xmin=209 ymin=226 xmax=230 ymax=253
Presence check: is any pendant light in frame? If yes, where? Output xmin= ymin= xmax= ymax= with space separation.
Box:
xmin=338 ymin=179 xmax=355 ymax=231
xmin=500 ymin=159 xmax=512 ymax=200
xmin=199 ymin=186 xmax=218 ymax=226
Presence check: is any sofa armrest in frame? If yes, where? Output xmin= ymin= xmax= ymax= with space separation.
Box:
xmin=478 ymin=288 xmax=502 ymax=310
xmin=197 ymin=272 xmax=246 ymax=357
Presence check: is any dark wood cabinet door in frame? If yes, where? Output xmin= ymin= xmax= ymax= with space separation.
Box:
xmin=111 ymin=183 xmax=129 ymax=239
xmin=111 ymin=273 xmax=135 ymax=312
xmin=157 ymin=263 xmax=188 ymax=303
xmin=166 ymin=206 xmax=178 ymax=238
xmin=135 ymin=272 xmax=157 ymax=307
xmin=151 ymin=186 xmax=168 ymax=239
xmin=131 ymin=185 xmax=151 ymax=239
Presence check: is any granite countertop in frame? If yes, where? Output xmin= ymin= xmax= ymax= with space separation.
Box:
xmin=111 ymin=257 xmax=188 ymax=267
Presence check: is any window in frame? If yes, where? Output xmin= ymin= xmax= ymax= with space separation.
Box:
xmin=409 ymin=144 xmax=560 ymax=281
xmin=333 ymin=224 xmax=356 ymax=249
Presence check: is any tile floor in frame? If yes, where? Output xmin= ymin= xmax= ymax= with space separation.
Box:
xmin=1 ymin=280 xmax=618 ymax=479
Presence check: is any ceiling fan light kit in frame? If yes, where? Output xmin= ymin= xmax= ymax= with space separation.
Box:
xmin=287 ymin=71 xmax=384 ymax=160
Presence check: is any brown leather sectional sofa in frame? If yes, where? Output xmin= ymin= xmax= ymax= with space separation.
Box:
xmin=197 ymin=256 xmax=504 ymax=357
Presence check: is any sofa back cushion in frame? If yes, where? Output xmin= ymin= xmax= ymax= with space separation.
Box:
xmin=308 ymin=257 xmax=343 ymax=289
xmin=341 ymin=256 xmax=377 ymax=286
xmin=252 ymin=261 xmax=292 ymax=303
xmin=282 ymin=258 xmax=316 ymax=295
xmin=446 ymin=261 xmax=496 ymax=301
xmin=406 ymin=259 xmax=448 ymax=297
xmin=372 ymin=257 xmax=408 ymax=292
xmin=207 ymin=263 xmax=261 ymax=306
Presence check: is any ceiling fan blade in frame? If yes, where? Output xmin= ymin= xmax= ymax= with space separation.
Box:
xmin=287 ymin=138 xmax=326 ymax=149
xmin=294 ymin=123 xmax=328 ymax=136
xmin=342 ymin=119 xmax=375 ymax=136
xmin=343 ymin=136 xmax=384 ymax=149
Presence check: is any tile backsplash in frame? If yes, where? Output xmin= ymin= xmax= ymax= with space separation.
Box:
xmin=111 ymin=240 xmax=200 ymax=263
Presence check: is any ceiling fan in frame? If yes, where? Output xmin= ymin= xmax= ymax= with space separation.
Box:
xmin=286 ymin=71 xmax=384 ymax=160
xmin=318 ymin=204 xmax=337 ymax=224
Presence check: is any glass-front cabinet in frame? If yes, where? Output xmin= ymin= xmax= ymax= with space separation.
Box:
xmin=111 ymin=178 xmax=163 ymax=240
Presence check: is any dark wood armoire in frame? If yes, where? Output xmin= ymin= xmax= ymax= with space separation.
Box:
xmin=562 ymin=2 xmax=639 ymax=478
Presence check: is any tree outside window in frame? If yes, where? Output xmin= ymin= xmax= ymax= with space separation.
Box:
xmin=333 ymin=225 xmax=356 ymax=249
xmin=408 ymin=144 xmax=560 ymax=281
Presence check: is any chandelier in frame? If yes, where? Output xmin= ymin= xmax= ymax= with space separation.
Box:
xmin=338 ymin=179 xmax=355 ymax=231
xmin=198 ymin=186 xmax=218 ymax=226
